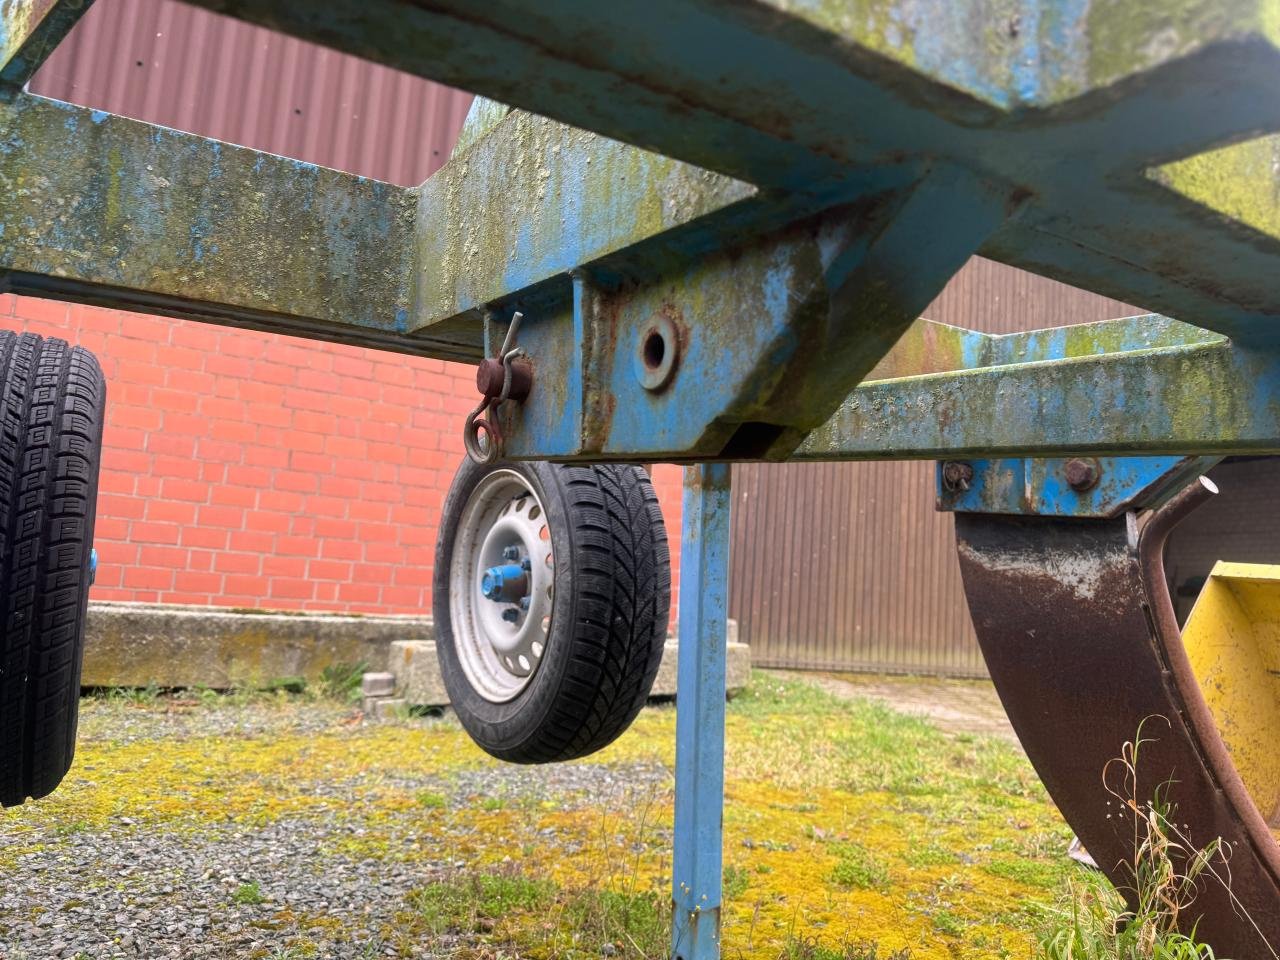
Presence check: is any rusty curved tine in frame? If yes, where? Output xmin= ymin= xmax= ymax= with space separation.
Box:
xmin=956 ymin=484 xmax=1280 ymax=958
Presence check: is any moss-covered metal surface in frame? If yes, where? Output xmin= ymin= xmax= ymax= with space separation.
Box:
xmin=8 ymin=1 xmax=1280 ymax=458
xmin=798 ymin=315 xmax=1280 ymax=461
xmin=0 ymin=95 xmax=436 ymax=353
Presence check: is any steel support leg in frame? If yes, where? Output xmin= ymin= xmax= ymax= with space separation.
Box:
xmin=671 ymin=463 xmax=731 ymax=960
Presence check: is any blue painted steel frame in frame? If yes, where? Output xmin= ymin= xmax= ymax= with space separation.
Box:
xmin=938 ymin=455 xmax=1222 ymax=517
xmin=672 ymin=464 xmax=732 ymax=960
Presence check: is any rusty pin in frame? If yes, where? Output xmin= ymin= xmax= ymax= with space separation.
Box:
xmin=1065 ymin=457 xmax=1101 ymax=492
xmin=941 ymin=461 xmax=974 ymax=493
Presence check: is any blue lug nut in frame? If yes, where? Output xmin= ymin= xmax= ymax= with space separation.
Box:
xmin=481 ymin=562 xmax=529 ymax=602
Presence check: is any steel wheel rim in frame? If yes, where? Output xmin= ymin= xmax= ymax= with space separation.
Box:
xmin=450 ymin=469 xmax=554 ymax=703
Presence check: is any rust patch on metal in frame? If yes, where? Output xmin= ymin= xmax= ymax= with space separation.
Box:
xmin=957 ymin=481 xmax=1280 ymax=956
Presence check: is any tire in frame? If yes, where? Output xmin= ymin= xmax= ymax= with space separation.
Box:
xmin=434 ymin=459 xmax=670 ymax=763
xmin=0 ymin=331 xmax=105 ymax=808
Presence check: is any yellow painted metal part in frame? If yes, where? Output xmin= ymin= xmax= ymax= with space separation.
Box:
xmin=1183 ymin=561 xmax=1280 ymax=827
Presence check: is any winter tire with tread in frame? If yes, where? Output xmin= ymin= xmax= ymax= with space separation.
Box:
xmin=0 ymin=331 xmax=105 ymax=808
xmin=434 ymin=458 xmax=670 ymax=764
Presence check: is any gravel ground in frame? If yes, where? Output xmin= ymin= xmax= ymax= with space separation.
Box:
xmin=1 ymin=698 xmax=671 ymax=960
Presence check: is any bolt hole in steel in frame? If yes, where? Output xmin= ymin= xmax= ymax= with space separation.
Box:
xmin=449 ymin=470 xmax=554 ymax=702
xmin=636 ymin=314 xmax=679 ymax=391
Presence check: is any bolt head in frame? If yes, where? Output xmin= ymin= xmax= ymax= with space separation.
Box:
xmin=1065 ymin=458 xmax=1101 ymax=492
xmin=502 ymin=545 xmax=520 ymax=561
xmin=941 ymin=461 xmax=974 ymax=493
xmin=502 ymin=608 xmax=520 ymax=623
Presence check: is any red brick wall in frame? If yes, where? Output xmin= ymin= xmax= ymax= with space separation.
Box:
xmin=4 ymin=295 xmax=686 ymax=618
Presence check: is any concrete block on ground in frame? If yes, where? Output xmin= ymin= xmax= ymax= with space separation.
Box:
xmin=387 ymin=623 xmax=749 ymax=707
xmin=372 ymin=698 xmax=407 ymax=720
xmin=361 ymin=672 xmax=396 ymax=697
xmin=653 ymin=636 xmax=751 ymax=699
xmin=82 ymin=601 xmax=433 ymax=689
xmin=389 ymin=640 xmax=448 ymax=707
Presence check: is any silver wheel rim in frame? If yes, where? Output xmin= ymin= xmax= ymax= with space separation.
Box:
xmin=450 ymin=469 xmax=555 ymax=702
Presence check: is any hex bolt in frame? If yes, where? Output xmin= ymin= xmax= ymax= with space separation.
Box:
xmin=1065 ymin=457 xmax=1101 ymax=492
xmin=502 ymin=608 xmax=520 ymax=623
xmin=941 ymin=461 xmax=974 ymax=493
xmin=519 ymin=596 xmax=530 ymax=611
xmin=502 ymin=545 xmax=520 ymax=561
xmin=521 ymin=557 xmax=531 ymax=571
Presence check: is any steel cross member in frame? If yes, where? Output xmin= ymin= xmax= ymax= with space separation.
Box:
xmin=7 ymin=3 xmax=1280 ymax=463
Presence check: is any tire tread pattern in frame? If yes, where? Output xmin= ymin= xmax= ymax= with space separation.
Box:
xmin=0 ymin=331 xmax=105 ymax=808
xmin=535 ymin=464 xmax=669 ymax=762
xmin=436 ymin=459 xmax=671 ymax=765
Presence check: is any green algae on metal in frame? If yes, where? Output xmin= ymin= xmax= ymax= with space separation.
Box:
xmin=0 ymin=92 xmax=421 ymax=348
xmin=796 ymin=316 xmax=1277 ymax=461
xmin=1150 ymin=133 xmax=1280 ymax=241
xmin=413 ymin=109 xmax=756 ymax=331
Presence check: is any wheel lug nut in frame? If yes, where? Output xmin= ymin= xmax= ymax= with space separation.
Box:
xmin=502 ymin=545 xmax=520 ymax=561
xmin=502 ymin=608 xmax=520 ymax=623
xmin=520 ymin=596 xmax=530 ymax=611
xmin=521 ymin=557 xmax=531 ymax=571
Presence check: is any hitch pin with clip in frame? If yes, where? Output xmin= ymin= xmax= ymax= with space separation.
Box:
xmin=463 ymin=311 xmax=534 ymax=464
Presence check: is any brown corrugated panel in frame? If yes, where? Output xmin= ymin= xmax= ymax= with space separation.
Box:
xmin=29 ymin=0 xmax=473 ymax=185
xmin=732 ymin=257 xmax=1142 ymax=677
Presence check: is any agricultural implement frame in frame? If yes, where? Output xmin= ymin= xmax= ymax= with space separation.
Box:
xmin=5 ymin=0 xmax=1280 ymax=955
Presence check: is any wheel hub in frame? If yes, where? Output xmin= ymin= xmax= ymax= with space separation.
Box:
xmin=449 ymin=470 xmax=554 ymax=702
xmin=480 ymin=557 xmax=529 ymax=604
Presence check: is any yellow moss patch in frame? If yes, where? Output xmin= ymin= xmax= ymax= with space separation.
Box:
xmin=5 ymin=677 xmax=1083 ymax=958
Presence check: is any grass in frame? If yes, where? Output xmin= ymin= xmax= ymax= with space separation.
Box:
xmin=1034 ymin=720 xmax=1274 ymax=960
xmin=319 ymin=660 xmax=369 ymax=703
xmin=829 ymin=842 xmax=888 ymax=889
xmin=10 ymin=671 xmax=1093 ymax=958
xmin=412 ymin=872 xmax=553 ymax=936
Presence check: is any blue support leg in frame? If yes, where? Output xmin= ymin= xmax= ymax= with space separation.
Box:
xmin=671 ymin=463 xmax=731 ymax=960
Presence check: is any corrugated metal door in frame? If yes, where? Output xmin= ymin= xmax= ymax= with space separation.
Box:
xmin=730 ymin=258 xmax=1138 ymax=677
xmin=29 ymin=0 xmax=472 ymax=185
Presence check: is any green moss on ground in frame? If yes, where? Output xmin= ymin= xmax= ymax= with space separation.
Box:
xmin=3 ymin=672 xmax=1086 ymax=958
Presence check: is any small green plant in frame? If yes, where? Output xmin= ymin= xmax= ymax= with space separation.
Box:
xmin=931 ymin=910 xmax=965 ymax=937
xmin=319 ymin=660 xmax=369 ymax=702
xmin=415 ymin=790 xmax=448 ymax=810
xmin=901 ymin=843 xmax=955 ymax=868
xmin=104 ymin=682 xmax=161 ymax=705
xmin=829 ymin=842 xmax=888 ymax=889
xmin=263 ymin=675 xmax=307 ymax=695
xmin=480 ymin=796 xmax=507 ymax=812
xmin=412 ymin=872 xmax=552 ymax=935
xmin=232 ymin=880 xmax=266 ymax=905
xmin=723 ymin=864 xmax=750 ymax=898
